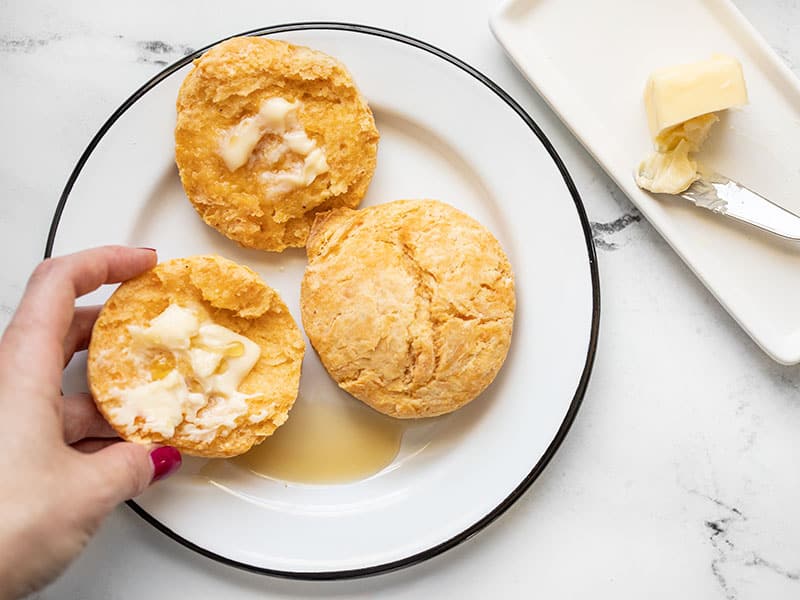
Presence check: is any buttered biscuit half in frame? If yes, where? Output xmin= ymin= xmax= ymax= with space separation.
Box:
xmin=88 ymin=255 xmax=305 ymax=457
xmin=175 ymin=37 xmax=379 ymax=252
xmin=301 ymin=200 xmax=515 ymax=418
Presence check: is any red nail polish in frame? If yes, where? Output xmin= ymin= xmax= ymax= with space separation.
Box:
xmin=150 ymin=446 xmax=182 ymax=482
xmin=137 ymin=247 xmax=157 ymax=252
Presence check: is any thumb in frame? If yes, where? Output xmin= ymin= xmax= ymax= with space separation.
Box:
xmin=87 ymin=443 xmax=182 ymax=507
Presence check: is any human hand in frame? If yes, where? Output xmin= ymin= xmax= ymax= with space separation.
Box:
xmin=0 ymin=246 xmax=182 ymax=599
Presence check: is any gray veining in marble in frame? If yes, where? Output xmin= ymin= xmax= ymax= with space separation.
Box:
xmin=135 ymin=39 xmax=195 ymax=65
xmin=0 ymin=34 xmax=61 ymax=52
xmin=590 ymin=211 xmax=642 ymax=251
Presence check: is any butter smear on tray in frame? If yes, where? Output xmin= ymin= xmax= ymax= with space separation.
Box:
xmin=635 ymin=54 xmax=748 ymax=194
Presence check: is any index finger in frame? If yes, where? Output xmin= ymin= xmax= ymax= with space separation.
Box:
xmin=0 ymin=246 xmax=157 ymax=388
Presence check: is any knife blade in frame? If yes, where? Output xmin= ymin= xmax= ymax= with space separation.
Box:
xmin=679 ymin=173 xmax=800 ymax=241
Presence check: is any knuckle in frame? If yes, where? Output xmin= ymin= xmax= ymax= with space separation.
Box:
xmin=31 ymin=257 xmax=58 ymax=280
xmin=121 ymin=447 xmax=150 ymax=495
xmin=86 ymin=446 xmax=150 ymax=508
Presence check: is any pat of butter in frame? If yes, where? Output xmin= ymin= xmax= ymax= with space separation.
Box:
xmin=262 ymin=147 xmax=329 ymax=193
xmin=115 ymin=305 xmax=264 ymax=442
xmin=219 ymin=98 xmax=298 ymax=171
xmin=129 ymin=303 xmax=200 ymax=349
xmin=636 ymin=55 xmax=748 ymax=194
xmin=218 ymin=97 xmax=329 ymax=194
xmin=191 ymin=323 xmax=260 ymax=399
xmin=644 ymin=54 xmax=748 ymax=138
xmin=652 ymin=112 xmax=719 ymax=153
xmin=636 ymin=140 xmax=699 ymax=194
xmin=637 ymin=113 xmax=718 ymax=194
xmin=111 ymin=370 xmax=205 ymax=438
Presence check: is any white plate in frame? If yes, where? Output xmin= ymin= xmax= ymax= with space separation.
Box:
xmin=51 ymin=23 xmax=599 ymax=578
xmin=490 ymin=0 xmax=800 ymax=364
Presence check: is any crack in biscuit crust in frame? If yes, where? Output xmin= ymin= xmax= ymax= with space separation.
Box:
xmin=301 ymin=200 xmax=515 ymax=418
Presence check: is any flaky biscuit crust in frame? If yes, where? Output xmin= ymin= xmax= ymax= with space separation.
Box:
xmin=88 ymin=255 xmax=305 ymax=457
xmin=175 ymin=37 xmax=379 ymax=252
xmin=301 ymin=200 xmax=515 ymax=418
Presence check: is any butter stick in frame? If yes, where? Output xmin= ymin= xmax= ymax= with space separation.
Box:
xmin=636 ymin=54 xmax=748 ymax=194
xmin=645 ymin=54 xmax=748 ymax=139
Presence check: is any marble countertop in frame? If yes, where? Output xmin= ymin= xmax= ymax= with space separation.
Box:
xmin=2 ymin=1 xmax=799 ymax=598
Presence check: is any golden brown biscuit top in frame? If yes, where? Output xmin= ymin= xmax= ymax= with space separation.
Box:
xmin=301 ymin=200 xmax=515 ymax=418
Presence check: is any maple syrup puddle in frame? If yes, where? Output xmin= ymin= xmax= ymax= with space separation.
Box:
xmin=229 ymin=396 xmax=406 ymax=484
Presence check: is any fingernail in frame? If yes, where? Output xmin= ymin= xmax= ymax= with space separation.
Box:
xmin=137 ymin=247 xmax=157 ymax=252
xmin=150 ymin=446 xmax=182 ymax=482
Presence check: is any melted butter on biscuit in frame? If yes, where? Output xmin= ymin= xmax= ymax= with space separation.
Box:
xmin=218 ymin=97 xmax=329 ymax=194
xmin=113 ymin=370 xmax=205 ymax=438
xmin=111 ymin=304 xmax=264 ymax=443
xmin=130 ymin=303 xmax=199 ymax=349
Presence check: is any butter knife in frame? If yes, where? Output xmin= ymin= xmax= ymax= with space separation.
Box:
xmin=679 ymin=173 xmax=800 ymax=241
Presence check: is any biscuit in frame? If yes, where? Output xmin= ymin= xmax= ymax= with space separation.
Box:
xmin=300 ymin=200 xmax=515 ymax=418
xmin=175 ymin=37 xmax=379 ymax=252
xmin=88 ymin=255 xmax=305 ymax=457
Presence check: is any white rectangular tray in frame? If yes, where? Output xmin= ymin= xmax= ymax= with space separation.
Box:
xmin=490 ymin=0 xmax=800 ymax=364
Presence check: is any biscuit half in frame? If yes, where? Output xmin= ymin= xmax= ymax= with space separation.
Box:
xmin=88 ymin=255 xmax=305 ymax=457
xmin=300 ymin=200 xmax=515 ymax=418
xmin=175 ymin=37 xmax=379 ymax=252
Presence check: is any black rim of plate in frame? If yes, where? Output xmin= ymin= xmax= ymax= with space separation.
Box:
xmin=45 ymin=22 xmax=601 ymax=581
